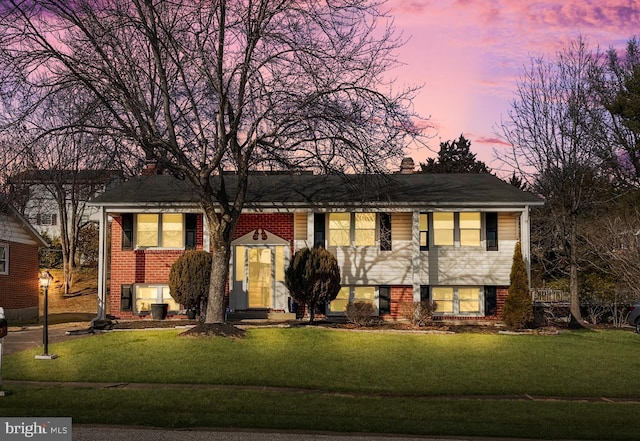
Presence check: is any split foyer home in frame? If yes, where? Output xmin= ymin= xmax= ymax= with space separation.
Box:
xmin=0 ymin=201 xmax=48 ymax=321
xmin=89 ymin=164 xmax=543 ymax=322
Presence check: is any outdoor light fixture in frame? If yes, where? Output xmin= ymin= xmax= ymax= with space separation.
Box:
xmin=35 ymin=270 xmax=57 ymax=360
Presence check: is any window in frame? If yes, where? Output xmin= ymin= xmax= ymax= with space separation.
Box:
xmin=329 ymin=213 xmax=351 ymax=246
xmin=459 ymin=212 xmax=481 ymax=246
xmin=0 ymin=245 xmax=8 ymax=275
xmin=433 ymin=212 xmax=454 ymax=246
xmin=328 ymin=286 xmax=378 ymax=314
xmin=37 ymin=213 xmax=57 ymax=226
xmin=431 ymin=286 xmax=481 ymax=314
xmin=486 ymin=212 xmax=498 ymax=251
xmin=135 ymin=213 xmax=184 ymax=248
xmin=419 ymin=213 xmax=429 ymax=250
xmin=432 ymin=287 xmax=454 ymax=313
xmin=328 ymin=213 xmax=376 ymax=247
xmin=355 ymin=213 xmax=376 ymax=246
xmin=380 ymin=213 xmax=392 ymax=251
xmin=135 ymin=285 xmax=180 ymax=313
xmin=329 ymin=287 xmax=350 ymax=313
xmin=458 ymin=287 xmax=480 ymax=312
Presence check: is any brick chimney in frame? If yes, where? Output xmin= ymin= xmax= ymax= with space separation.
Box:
xmin=399 ymin=157 xmax=415 ymax=174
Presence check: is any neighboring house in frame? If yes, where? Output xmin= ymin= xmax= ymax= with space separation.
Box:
xmin=0 ymin=201 xmax=48 ymax=321
xmin=8 ymin=169 xmax=123 ymax=239
xmin=89 ymin=163 xmax=543 ymax=321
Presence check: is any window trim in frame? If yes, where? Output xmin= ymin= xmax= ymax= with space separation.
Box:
xmin=0 ymin=244 xmax=8 ymax=275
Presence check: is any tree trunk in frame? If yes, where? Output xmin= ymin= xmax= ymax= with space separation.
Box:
xmin=568 ymin=220 xmax=586 ymax=328
xmin=204 ymin=236 xmax=231 ymax=324
xmin=308 ymin=302 xmax=315 ymax=323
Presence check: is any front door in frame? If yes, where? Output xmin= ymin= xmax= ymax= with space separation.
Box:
xmin=248 ymin=248 xmax=272 ymax=308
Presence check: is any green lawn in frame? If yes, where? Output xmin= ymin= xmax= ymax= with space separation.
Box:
xmin=2 ymin=327 xmax=640 ymax=439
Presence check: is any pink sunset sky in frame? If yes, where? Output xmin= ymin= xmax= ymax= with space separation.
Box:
xmin=386 ymin=0 xmax=640 ymax=174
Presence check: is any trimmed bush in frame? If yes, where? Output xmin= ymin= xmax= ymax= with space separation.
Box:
xmin=285 ymin=247 xmax=341 ymax=323
xmin=168 ymin=250 xmax=212 ymax=317
xmin=503 ymin=241 xmax=534 ymax=329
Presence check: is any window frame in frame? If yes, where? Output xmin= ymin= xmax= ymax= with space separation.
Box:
xmin=0 ymin=244 xmax=8 ymax=275
xmin=429 ymin=286 xmax=483 ymax=315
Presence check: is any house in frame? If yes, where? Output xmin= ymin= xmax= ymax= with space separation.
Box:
xmin=89 ymin=165 xmax=543 ymax=321
xmin=0 ymin=201 xmax=48 ymax=321
xmin=8 ymin=169 xmax=122 ymax=239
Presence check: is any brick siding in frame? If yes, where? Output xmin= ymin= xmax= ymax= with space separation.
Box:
xmin=0 ymin=242 xmax=39 ymax=312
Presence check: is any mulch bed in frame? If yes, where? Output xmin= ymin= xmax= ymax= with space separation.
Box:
xmin=107 ymin=318 xmax=567 ymax=335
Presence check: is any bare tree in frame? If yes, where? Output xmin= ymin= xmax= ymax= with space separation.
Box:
xmin=0 ymin=0 xmax=421 ymax=324
xmin=4 ymin=88 xmax=118 ymax=294
xmin=499 ymin=37 xmax=610 ymax=326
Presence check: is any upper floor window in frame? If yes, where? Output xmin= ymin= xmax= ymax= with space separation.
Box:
xmin=0 ymin=245 xmax=8 ymax=275
xmin=354 ymin=213 xmax=375 ymax=246
xmin=137 ymin=213 xmax=184 ymax=248
xmin=328 ymin=212 xmax=376 ymax=247
xmin=433 ymin=212 xmax=454 ymax=246
xmin=37 ymin=213 xmax=57 ymax=226
xmin=459 ymin=212 xmax=481 ymax=246
xmin=121 ymin=213 xmax=198 ymax=250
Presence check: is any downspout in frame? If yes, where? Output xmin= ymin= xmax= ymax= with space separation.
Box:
xmin=90 ymin=205 xmax=108 ymax=328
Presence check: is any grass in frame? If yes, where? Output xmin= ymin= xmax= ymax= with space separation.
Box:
xmin=2 ymin=327 xmax=640 ymax=439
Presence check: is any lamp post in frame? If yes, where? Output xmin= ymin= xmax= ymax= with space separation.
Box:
xmin=35 ymin=270 xmax=57 ymax=360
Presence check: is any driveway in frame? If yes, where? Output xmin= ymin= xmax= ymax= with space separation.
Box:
xmin=2 ymin=322 xmax=95 ymax=355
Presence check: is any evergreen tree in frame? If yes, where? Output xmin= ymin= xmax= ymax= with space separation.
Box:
xmin=420 ymin=135 xmax=491 ymax=173
xmin=503 ymin=242 xmax=534 ymax=329
xmin=285 ymin=247 xmax=341 ymax=323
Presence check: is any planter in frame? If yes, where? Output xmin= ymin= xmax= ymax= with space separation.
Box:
xmin=151 ymin=303 xmax=168 ymax=320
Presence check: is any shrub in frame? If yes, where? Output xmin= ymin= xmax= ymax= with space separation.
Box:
xmin=285 ymin=247 xmax=341 ymax=323
xmin=168 ymin=250 xmax=212 ymax=317
xmin=399 ymin=300 xmax=437 ymax=326
xmin=345 ymin=301 xmax=375 ymax=326
xmin=503 ymin=241 xmax=534 ymax=329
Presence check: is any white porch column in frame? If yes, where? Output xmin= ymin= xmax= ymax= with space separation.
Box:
xmin=520 ymin=206 xmax=532 ymax=287
xmin=95 ymin=206 xmax=108 ymax=321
